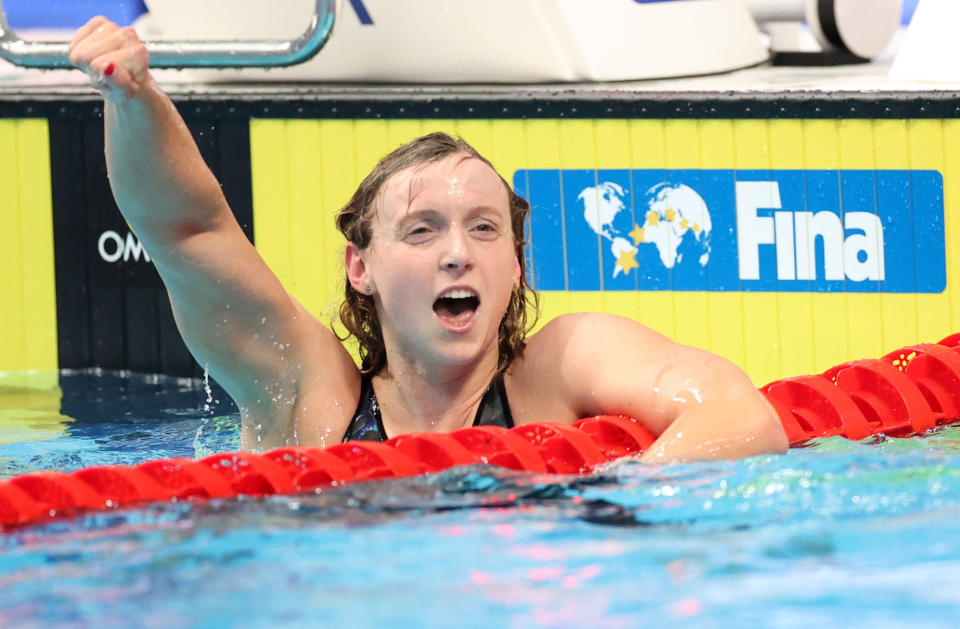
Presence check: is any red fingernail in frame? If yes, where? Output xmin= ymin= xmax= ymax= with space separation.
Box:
xmin=104 ymin=63 xmax=115 ymax=76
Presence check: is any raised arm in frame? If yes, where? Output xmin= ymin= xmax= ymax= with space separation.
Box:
xmin=68 ymin=18 xmax=359 ymax=448
xmin=516 ymin=313 xmax=788 ymax=463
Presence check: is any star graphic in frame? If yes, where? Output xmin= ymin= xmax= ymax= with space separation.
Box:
xmin=680 ymin=218 xmax=690 ymax=230
xmin=665 ymin=208 xmax=677 ymax=222
xmin=692 ymin=223 xmax=701 ymax=234
xmin=645 ymin=210 xmax=660 ymax=226
xmin=616 ymin=248 xmax=639 ymax=275
xmin=629 ymin=224 xmax=646 ymax=245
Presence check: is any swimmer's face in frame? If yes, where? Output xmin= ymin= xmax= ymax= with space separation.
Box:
xmin=345 ymin=153 xmax=521 ymax=372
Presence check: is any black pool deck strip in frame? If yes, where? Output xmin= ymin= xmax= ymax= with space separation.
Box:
xmin=3 ymin=84 xmax=960 ymax=120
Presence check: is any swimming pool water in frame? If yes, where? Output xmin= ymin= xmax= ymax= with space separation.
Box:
xmin=1 ymin=370 xmax=959 ymax=628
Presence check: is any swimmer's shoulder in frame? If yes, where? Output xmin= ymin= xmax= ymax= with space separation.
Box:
xmin=506 ymin=312 xmax=672 ymax=423
xmin=519 ymin=311 xmax=668 ymax=366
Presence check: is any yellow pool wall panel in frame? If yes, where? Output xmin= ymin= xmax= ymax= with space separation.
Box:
xmin=251 ymin=117 xmax=957 ymax=387
xmin=0 ymin=119 xmax=57 ymax=372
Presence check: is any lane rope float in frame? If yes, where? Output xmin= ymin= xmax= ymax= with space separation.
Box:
xmin=2 ymin=334 xmax=959 ymax=529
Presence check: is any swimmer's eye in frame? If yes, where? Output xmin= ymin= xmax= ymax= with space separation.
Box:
xmin=403 ymin=223 xmax=438 ymax=244
xmin=471 ymin=220 xmax=502 ymax=239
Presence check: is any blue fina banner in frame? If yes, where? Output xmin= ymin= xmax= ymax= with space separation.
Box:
xmin=514 ymin=169 xmax=945 ymax=294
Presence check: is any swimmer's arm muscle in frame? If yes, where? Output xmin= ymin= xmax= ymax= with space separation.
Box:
xmin=521 ymin=313 xmax=788 ymax=463
xmin=107 ymin=88 xmax=358 ymax=447
xmin=68 ymin=19 xmax=359 ymax=448
xmin=106 ymin=88 xmax=358 ymax=448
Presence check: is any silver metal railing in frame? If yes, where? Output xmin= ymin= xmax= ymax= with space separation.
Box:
xmin=0 ymin=0 xmax=337 ymax=68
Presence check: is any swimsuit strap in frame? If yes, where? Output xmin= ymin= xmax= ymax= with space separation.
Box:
xmin=342 ymin=372 xmax=514 ymax=442
xmin=473 ymin=373 xmax=515 ymax=429
xmin=342 ymin=373 xmax=389 ymax=442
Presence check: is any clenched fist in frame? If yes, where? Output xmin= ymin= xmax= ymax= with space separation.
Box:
xmin=69 ymin=16 xmax=151 ymax=101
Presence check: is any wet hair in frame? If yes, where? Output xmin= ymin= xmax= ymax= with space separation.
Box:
xmin=335 ymin=131 xmax=538 ymax=377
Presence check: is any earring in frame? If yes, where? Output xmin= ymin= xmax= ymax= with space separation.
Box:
xmin=364 ymin=286 xmax=372 ymax=294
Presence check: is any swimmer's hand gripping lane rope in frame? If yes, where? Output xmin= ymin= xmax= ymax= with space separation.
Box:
xmin=2 ymin=333 xmax=959 ymax=530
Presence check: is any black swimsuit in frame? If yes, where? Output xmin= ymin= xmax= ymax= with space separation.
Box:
xmin=342 ymin=373 xmax=515 ymax=442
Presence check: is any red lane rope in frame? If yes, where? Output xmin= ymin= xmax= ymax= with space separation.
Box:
xmin=763 ymin=334 xmax=960 ymax=443
xmin=2 ymin=334 xmax=959 ymax=529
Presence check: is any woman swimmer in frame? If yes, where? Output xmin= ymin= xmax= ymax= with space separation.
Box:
xmin=68 ymin=17 xmax=788 ymax=462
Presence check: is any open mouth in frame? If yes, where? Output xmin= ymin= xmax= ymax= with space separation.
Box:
xmin=433 ymin=289 xmax=480 ymax=326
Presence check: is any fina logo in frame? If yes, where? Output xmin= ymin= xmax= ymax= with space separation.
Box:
xmin=515 ymin=168 xmax=945 ymax=293
xmin=737 ymin=181 xmax=883 ymax=282
xmin=98 ymin=230 xmax=151 ymax=264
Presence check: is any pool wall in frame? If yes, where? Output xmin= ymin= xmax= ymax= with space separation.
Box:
xmin=1 ymin=119 xmax=56 ymax=372
xmin=1 ymin=92 xmax=958 ymax=388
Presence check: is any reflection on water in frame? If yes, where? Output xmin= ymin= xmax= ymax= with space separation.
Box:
xmin=0 ymin=372 xmax=71 ymax=446
xmin=0 ymin=369 xmax=239 ymax=478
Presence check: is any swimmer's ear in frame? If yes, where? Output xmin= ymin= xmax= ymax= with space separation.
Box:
xmin=345 ymin=242 xmax=375 ymax=295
